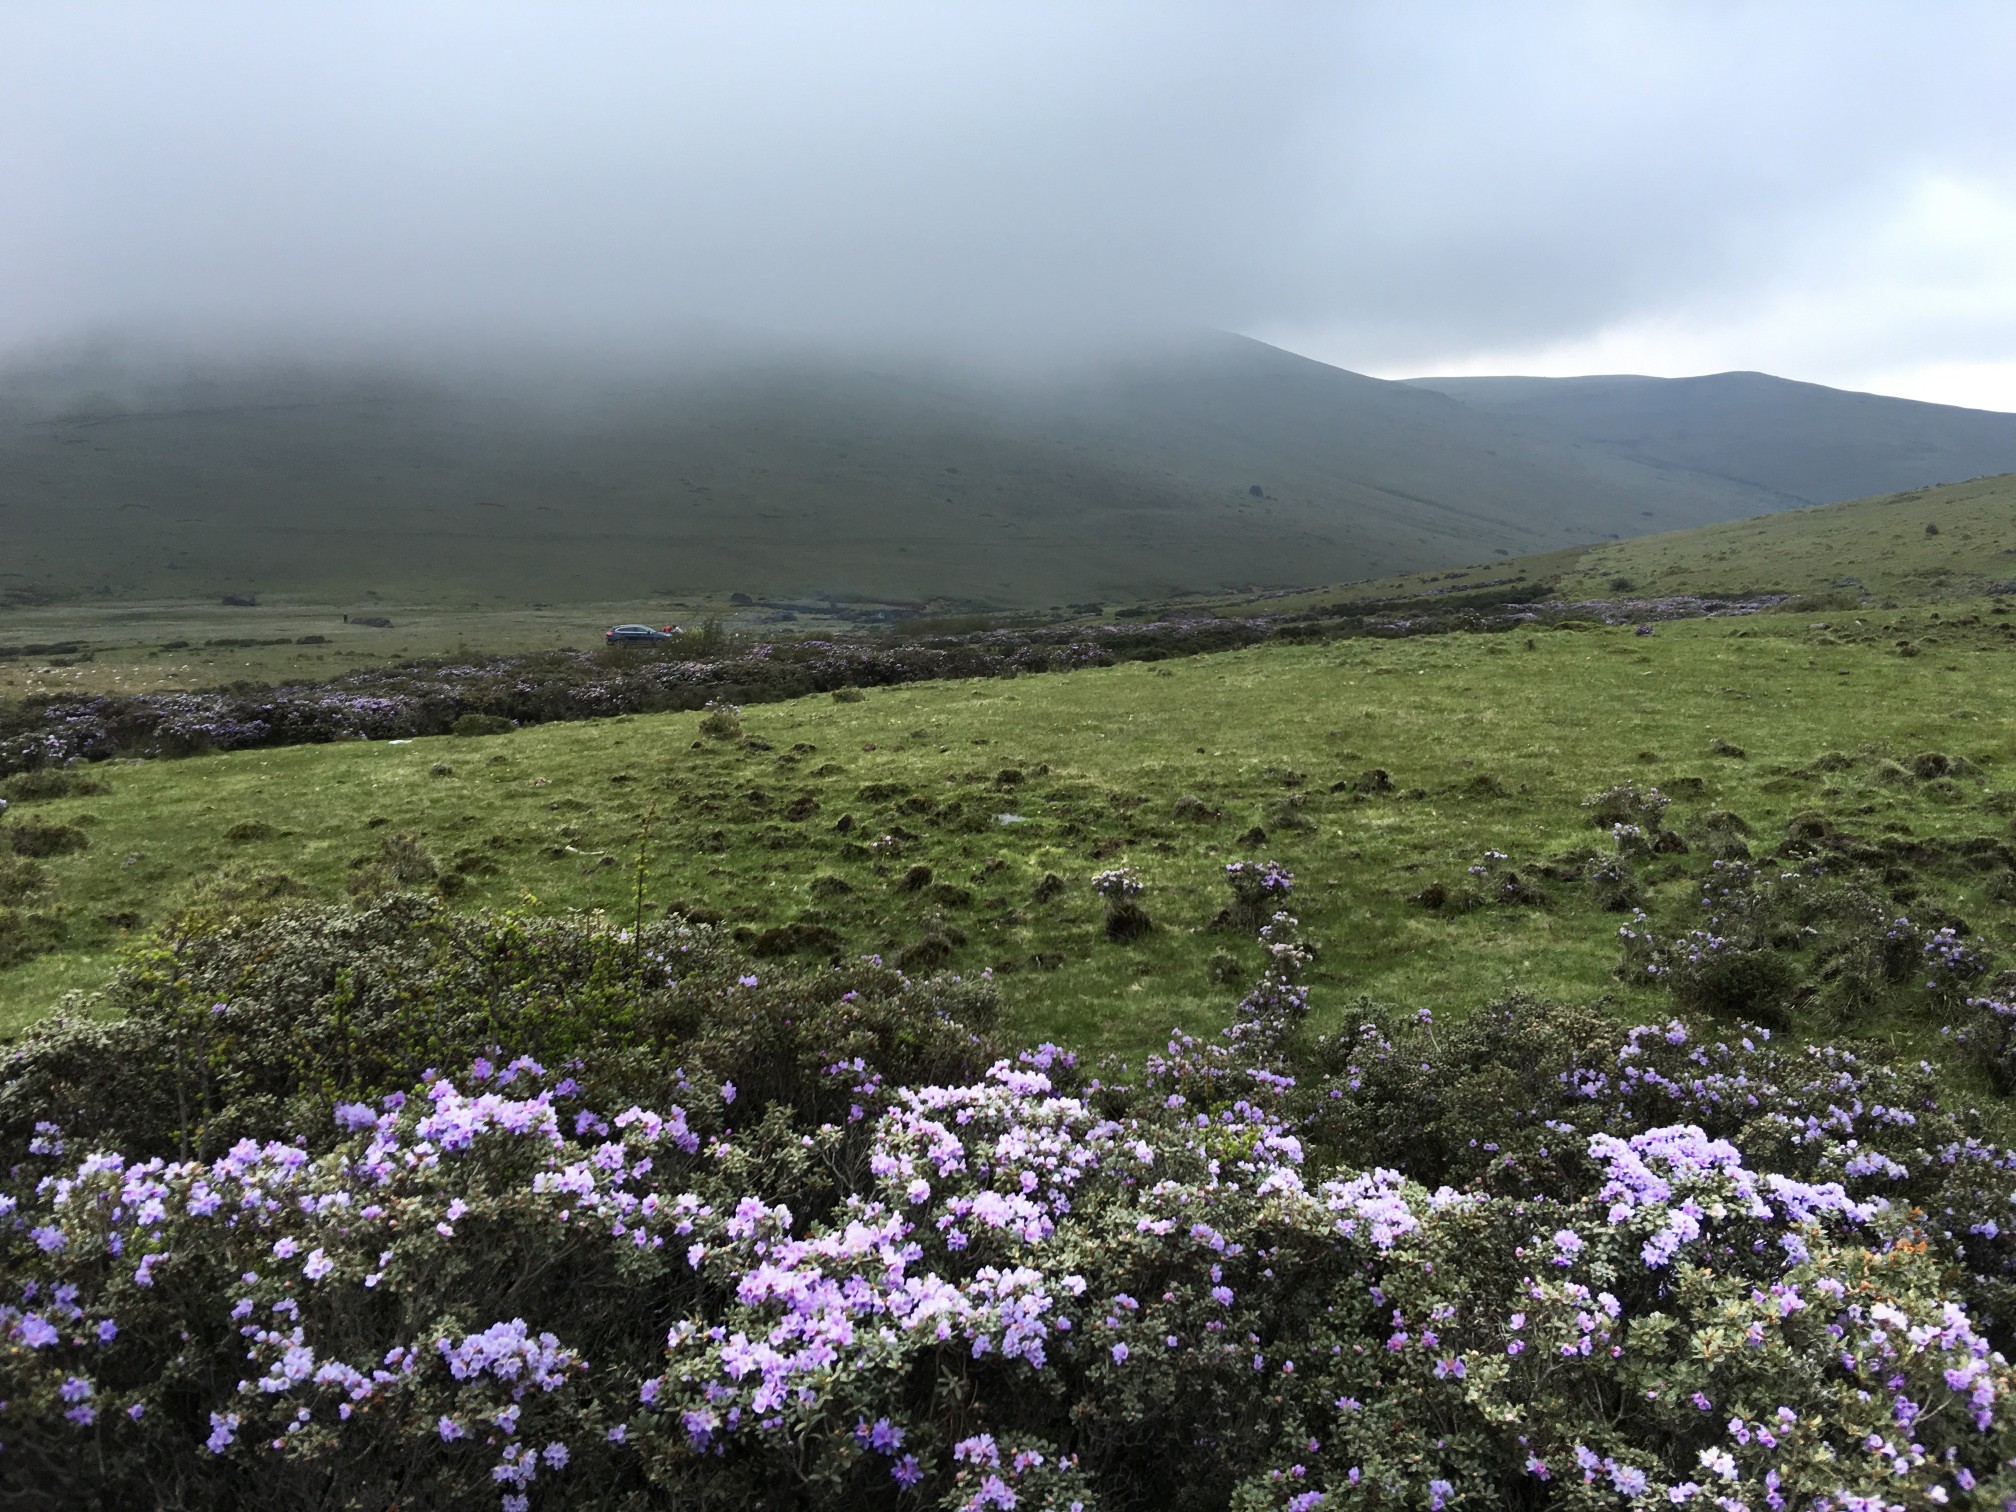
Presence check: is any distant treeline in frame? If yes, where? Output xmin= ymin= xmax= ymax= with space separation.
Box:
xmin=0 ymin=591 xmax=1784 ymax=775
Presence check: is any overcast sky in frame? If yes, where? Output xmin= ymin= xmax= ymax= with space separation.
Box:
xmin=5 ymin=2 xmax=2015 ymax=407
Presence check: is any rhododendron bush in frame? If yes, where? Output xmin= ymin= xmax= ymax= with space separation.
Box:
xmin=4 ymin=900 xmax=2016 ymax=1509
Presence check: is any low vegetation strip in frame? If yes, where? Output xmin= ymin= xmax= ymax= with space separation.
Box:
xmin=3 ymin=897 xmax=2014 ymax=1508
xmin=0 ymin=589 xmax=1812 ymax=778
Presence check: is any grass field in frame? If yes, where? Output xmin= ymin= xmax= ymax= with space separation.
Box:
xmin=10 ymin=470 xmax=2012 ymax=706
xmin=11 ymin=594 xmax=2016 ymax=1063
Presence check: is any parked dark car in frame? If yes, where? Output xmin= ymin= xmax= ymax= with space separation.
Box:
xmin=605 ymin=624 xmax=674 ymax=644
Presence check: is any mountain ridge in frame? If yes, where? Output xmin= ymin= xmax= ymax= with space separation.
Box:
xmin=4 ymin=334 xmax=2001 ymax=610
xmin=1404 ymin=369 xmax=2016 ymax=506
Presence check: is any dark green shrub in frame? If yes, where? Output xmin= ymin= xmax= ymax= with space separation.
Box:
xmin=750 ymin=919 xmax=845 ymax=958
xmin=1672 ymin=945 xmax=1800 ymax=1026
xmin=346 ymin=833 xmax=439 ymax=898
xmin=0 ymin=905 xmax=64 ymax=967
xmin=0 ymin=767 xmax=110 ymax=802
xmin=1581 ymin=780 xmax=1669 ymax=831
xmin=1620 ymin=859 xmax=1943 ymax=1030
xmin=451 ymin=712 xmax=515 ymax=737
xmin=1684 ymin=808 xmax=1752 ymax=861
xmin=6 ymin=819 xmax=88 ymax=857
xmin=698 ymin=706 xmax=742 ymax=740
xmin=1092 ymin=867 xmax=1152 ymax=941
xmin=1585 ymin=856 xmax=1640 ymax=912
xmin=0 ymin=853 xmax=45 ymax=904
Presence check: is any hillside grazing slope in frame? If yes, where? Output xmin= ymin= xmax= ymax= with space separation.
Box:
xmin=1406 ymin=370 xmax=2016 ymax=505
xmin=0 ymin=335 xmax=1795 ymax=610
xmin=1542 ymin=471 xmax=2016 ymax=603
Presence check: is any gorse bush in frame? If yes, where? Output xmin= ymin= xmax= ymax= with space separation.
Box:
xmin=4 ymin=900 xmax=2016 ymax=1508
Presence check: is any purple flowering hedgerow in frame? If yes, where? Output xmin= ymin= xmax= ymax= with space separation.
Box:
xmin=3 ymin=903 xmax=2016 ymax=1507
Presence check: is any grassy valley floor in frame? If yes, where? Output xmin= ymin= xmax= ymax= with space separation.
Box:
xmin=8 ymin=599 xmax=2016 ymax=1059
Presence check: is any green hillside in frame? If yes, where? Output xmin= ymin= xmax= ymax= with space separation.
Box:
xmin=0 ymin=335 xmax=1792 ymax=611
xmin=1409 ymin=370 xmax=2016 ymax=504
xmin=1547 ymin=471 xmax=2016 ymax=603
xmin=1224 ymin=470 xmax=2016 ymax=618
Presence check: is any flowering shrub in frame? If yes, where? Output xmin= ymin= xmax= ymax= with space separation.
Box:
xmin=1948 ymin=994 xmax=2016 ymax=1094
xmin=1582 ymin=781 xmax=1670 ymax=834
xmin=1461 ymin=850 xmax=1546 ymax=908
xmin=1616 ymin=859 xmax=1961 ymax=1028
xmin=1092 ymin=869 xmax=1152 ymax=943
xmin=4 ymin=902 xmax=2016 ymax=1508
xmin=1089 ymin=869 xmax=1144 ymax=902
xmin=1221 ymin=860 xmax=1294 ymax=933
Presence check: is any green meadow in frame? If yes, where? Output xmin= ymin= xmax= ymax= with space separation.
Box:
xmin=10 ymin=594 xmax=2016 ymax=1060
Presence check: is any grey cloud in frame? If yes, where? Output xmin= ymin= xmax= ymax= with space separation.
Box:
xmin=2 ymin=1 xmax=2013 ymax=371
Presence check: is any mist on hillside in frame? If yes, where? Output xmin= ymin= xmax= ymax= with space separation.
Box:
xmin=4 ymin=3 xmax=2015 ymax=400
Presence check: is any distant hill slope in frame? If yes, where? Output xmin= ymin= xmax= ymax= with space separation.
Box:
xmin=1545 ymin=471 xmax=2016 ymax=604
xmin=0 ymin=335 xmax=1793 ymax=610
xmin=1405 ymin=371 xmax=2016 ymax=505
xmin=1286 ymin=471 xmax=2016 ymax=615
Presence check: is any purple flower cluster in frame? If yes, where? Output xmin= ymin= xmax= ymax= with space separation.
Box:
xmin=1090 ymin=867 xmax=1144 ymax=901
xmin=6 ymin=992 xmax=2016 ymax=1509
